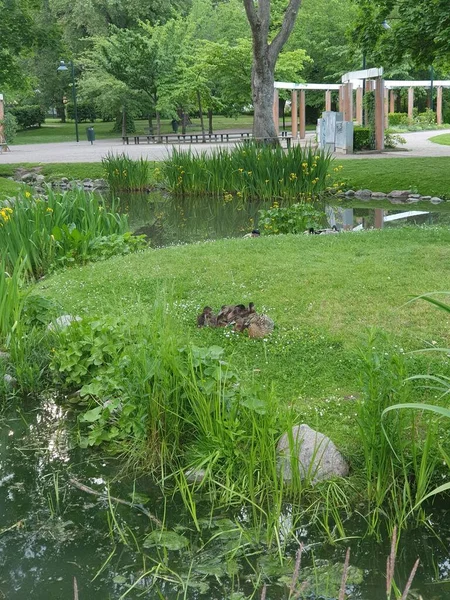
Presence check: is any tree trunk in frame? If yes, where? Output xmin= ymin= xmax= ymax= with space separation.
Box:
xmin=148 ymin=114 xmax=153 ymax=135
xmin=121 ymin=106 xmax=126 ymax=137
xmin=181 ymin=111 xmax=188 ymax=135
xmin=251 ymin=53 xmax=278 ymax=143
xmin=197 ymin=89 xmax=206 ymax=142
xmin=156 ymin=111 xmax=161 ymax=135
xmin=208 ymin=108 xmax=213 ymax=134
xmin=280 ymin=98 xmax=286 ymax=130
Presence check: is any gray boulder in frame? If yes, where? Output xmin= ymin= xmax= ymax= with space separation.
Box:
xmin=355 ymin=189 xmax=372 ymax=198
xmin=371 ymin=192 xmax=387 ymax=198
xmin=277 ymin=424 xmax=349 ymax=484
xmin=0 ymin=351 xmax=10 ymax=363
xmin=3 ymin=374 xmax=17 ymax=389
xmin=388 ymin=190 xmax=411 ymax=198
xmin=48 ymin=314 xmax=82 ymax=332
xmin=430 ymin=196 xmax=443 ymax=204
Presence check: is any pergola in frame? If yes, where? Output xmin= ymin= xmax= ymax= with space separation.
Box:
xmin=275 ymin=72 xmax=450 ymax=151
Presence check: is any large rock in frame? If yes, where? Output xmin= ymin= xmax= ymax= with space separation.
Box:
xmin=48 ymin=314 xmax=82 ymax=332
xmin=388 ymin=190 xmax=412 ymax=198
xmin=277 ymin=424 xmax=349 ymax=484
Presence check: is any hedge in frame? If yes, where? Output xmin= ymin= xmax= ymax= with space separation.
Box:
xmin=353 ymin=127 xmax=373 ymax=151
xmin=9 ymin=105 xmax=46 ymax=129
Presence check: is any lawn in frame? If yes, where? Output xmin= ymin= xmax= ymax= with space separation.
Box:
xmin=429 ymin=133 xmax=450 ymax=146
xmin=337 ymin=157 xmax=450 ymax=198
xmin=37 ymin=227 xmax=450 ymax=456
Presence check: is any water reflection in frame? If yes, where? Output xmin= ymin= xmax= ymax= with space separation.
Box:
xmin=114 ymin=192 xmax=450 ymax=247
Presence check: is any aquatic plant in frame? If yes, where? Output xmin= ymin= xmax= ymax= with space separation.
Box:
xmin=102 ymin=152 xmax=152 ymax=192
xmin=0 ymin=188 xmax=131 ymax=278
xmin=258 ymin=201 xmax=325 ymax=234
xmin=0 ymin=255 xmax=25 ymax=344
xmin=162 ymin=143 xmax=334 ymax=201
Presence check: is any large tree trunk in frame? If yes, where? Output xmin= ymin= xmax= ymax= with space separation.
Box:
xmin=208 ymin=108 xmax=213 ymax=134
xmin=243 ymin=0 xmax=303 ymax=143
xmin=197 ymin=89 xmax=206 ymax=142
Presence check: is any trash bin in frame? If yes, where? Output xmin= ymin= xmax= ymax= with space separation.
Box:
xmin=86 ymin=127 xmax=95 ymax=144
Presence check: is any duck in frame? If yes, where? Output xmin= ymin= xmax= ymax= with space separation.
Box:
xmin=197 ymin=306 xmax=218 ymax=328
xmin=234 ymin=312 xmax=274 ymax=338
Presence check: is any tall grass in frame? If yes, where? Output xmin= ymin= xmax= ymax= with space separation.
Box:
xmin=0 ymin=255 xmax=26 ymax=344
xmin=163 ymin=143 xmax=335 ymax=201
xmin=102 ymin=153 xmax=152 ymax=192
xmin=0 ymin=188 xmax=128 ymax=278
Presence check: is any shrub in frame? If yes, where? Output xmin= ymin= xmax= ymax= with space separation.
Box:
xmin=353 ymin=127 xmax=373 ymax=151
xmin=67 ymin=102 xmax=97 ymax=122
xmin=388 ymin=112 xmax=409 ymax=126
xmin=1 ymin=112 xmax=18 ymax=143
xmin=416 ymin=109 xmax=436 ymax=126
xmin=259 ymin=201 xmax=324 ymax=234
xmin=8 ymin=105 xmax=46 ymax=129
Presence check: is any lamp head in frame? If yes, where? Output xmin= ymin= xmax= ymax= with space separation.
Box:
xmin=57 ymin=60 xmax=68 ymax=72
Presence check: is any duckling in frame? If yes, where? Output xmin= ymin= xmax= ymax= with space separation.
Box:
xmin=247 ymin=314 xmax=275 ymax=338
xmin=197 ymin=306 xmax=217 ymax=328
xmin=217 ymin=304 xmax=234 ymax=327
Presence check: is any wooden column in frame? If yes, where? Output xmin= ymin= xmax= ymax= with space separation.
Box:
xmin=338 ymin=85 xmax=344 ymax=113
xmin=384 ymin=87 xmax=389 ymax=130
xmin=374 ymin=208 xmax=384 ymax=229
xmin=0 ymin=95 xmax=4 ymax=142
xmin=343 ymin=82 xmax=353 ymax=122
xmin=437 ymin=86 xmax=443 ymax=125
xmin=273 ymin=89 xmax=279 ymax=136
xmin=356 ymin=87 xmax=363 ymax=125
xmin=299 ymin=89 xmax=306 ymax=139
xmin=374 ymin=77 xmax=385 ymax=151
xmin=291 ymin=90 xmax=298 ymax=138
xmin=325 ymin=90 xmax=332 ymax=112
xmin=389 ymin=90 xmax=396 ymax=114
xmin=407 ymin=87 xmax=414 ymax=120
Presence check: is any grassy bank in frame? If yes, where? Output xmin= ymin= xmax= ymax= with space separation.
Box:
xmin=37 ymin=228 xmax=450 ymax=449
xmin=429 ymin=133 xmax=450 ymax=146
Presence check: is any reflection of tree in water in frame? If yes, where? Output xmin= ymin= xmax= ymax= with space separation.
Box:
xmin=118 ymin=191 xmax=268 ymax=246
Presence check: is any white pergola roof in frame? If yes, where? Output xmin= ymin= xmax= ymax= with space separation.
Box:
xmin=275 ymin=82 xmax=340 ymax=90
xmin=385 ymin=80 xmax=450 ymax=88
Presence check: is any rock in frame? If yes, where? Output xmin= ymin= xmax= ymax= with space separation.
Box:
xmin=277 ymin=424 xmax=349 ymax=484
xmin=344 ymin=190 xmax=355 ymax=197
xmin=21 ymin=172 xmax=36 ymax=183
xmin=3 ymin=374 xmax=17 ymax=389
xmin=35 ymin=174 xmax=45 ymax=184
xmin=0 ymin=351 xmax=10 ymax=362
xmin=83 ymin=179 xmax=94 ymax=188
xmin=48 ymin=315 xmax=82 ymax=332
xmin=407 ymin=194 xmax=421 ymax=203
xmin=371 ymin=192 xmax=387 ymax=198
xmin=93 ymin=178 xmax=108 ymax=189
xmin=185 ymin=468 xmax=207 ymax=483
xmin=388 ymin=189 xmax=412 ymax=198
xmin=355 ymin=189 xmax=372 ymax=198
xmin=430 ymin=196 xmax=443 ymax=204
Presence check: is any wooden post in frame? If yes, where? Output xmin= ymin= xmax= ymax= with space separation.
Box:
xmin=325 ymin=90 xmax=332 ymax=111
xmin=273 ymin=88 xmax=279 ymax=136
xmin=437 ymin=86 xmax=443 ymax=125
xmin=291 ymin=90 xmax=298 ymax=138
xmin=343 ymin=82 xmax=353 ymax=122
xmin=389 ymin=90 xmax=396 ymax=114
xmin=374 ymin=77 xmax=385 ymax=151
xmin=384 ymin=87 xmax=389 ymax=130
xmin=338 ymin=85 xmax=344 ymax=113
xmin=374 ymin=208 xmax=384 ymax=229
xmin=299 ymin=90 xmax=306 ymax=139
xmin=0 ymin=95 xmax=4 ymax=142
xmin=356 ymin=87 xmax=363 ymax=125
xmin=407 ymin=87 xmax=414 ymax=120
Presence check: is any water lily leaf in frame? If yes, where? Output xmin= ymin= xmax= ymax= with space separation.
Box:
xmin=143 ymin=530 xmax=189 ymax=550
xmin=113 ymin=575 xmax=127 ymax=584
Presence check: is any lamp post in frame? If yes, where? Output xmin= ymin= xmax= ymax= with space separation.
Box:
xmin=57 ymin=60 xmax=79 ymax=142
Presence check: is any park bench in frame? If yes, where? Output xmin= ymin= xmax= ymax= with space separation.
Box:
xmin=122 ymin=132 xmax=253 ymax=145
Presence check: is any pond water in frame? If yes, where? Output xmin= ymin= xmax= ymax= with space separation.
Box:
xmin=2 ymin=398 xmax=450 ymax=599
xmin=116 ymin=191 xmax=450 ymax=246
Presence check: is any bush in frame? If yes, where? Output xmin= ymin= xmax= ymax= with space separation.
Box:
xmin=1 ymin=112 xmax=18 ymax=143
xmin=416 ymin=109 xmax=436 ymax=126
xmin=388 ymin=112 xmax=409 ymax=126
xmin=259 ymin=202 xmax=324 ymax=234
xmin=353 ymin=127 xmax=373 ymax=151
xmin=8 ymin=105 xmax=46 ymax=129
xmin=67 ymin=102 xmax=96 ymax=122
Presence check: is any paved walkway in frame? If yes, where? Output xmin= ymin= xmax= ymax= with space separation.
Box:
xmin=1 ymin=129 xmax=450 ymax=164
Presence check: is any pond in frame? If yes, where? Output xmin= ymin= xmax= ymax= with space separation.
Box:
xmin=2 ymin=398 xmax=450 ymax=599
xmin=117 ymin=192 xmax=450 ymax=246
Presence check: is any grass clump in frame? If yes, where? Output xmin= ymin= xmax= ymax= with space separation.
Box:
xmin=0 ymin=188 xmax=143 ymax=278
xmin=102 ymin=153 xmax=153 ymax=192
xmin=163 ymin=143 xmax=335 ymax=201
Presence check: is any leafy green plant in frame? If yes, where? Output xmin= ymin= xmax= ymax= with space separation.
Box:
xmin=162 ymin=143 xmax=334 ymax=201
xmin=102 ymin=153 xmax=151 ymax=192
xmin=0 ymin=255 xmax=26 ymax=344
xmin=353 ymin=127 xmax=372 ymax=151
xmin=258 ymin=201 xmax=324 ymax=234
xmin=1 ymin=112 xmax=18 ymax=143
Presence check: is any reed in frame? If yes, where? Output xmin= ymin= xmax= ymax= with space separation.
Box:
xmin=162 ymin=143 xmax=335 ymax=201
xmin=102 ymin=153 xmax=152 ymax=192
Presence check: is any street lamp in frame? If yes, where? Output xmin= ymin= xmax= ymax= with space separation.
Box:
xmin=57 ymin=60 xmax=79 ymax=142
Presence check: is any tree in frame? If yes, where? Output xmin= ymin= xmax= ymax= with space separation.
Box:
xmin=243 ymin=0 xmax=303 ymax=142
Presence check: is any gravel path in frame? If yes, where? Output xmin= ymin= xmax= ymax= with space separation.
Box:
xmin=1 ymin=129 xmax=450 ymax=164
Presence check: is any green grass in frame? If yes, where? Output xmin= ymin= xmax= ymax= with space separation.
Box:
xmin=0 ymin=177 xmax=22 ymax=199
xmin=37 ymin=228 xmax=450 ymax=425
xmin=337 ymin=157 xmax=450 ymax=197
xmin=429 ymin=133 xmax=450 ymax=146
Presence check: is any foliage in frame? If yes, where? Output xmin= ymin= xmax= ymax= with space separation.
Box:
xmin=163 ymin=143 xmax=334 ymax=201
xmin=353 ymin=127 xmax=372 ymax=151
xmin=1 ymin=113 xmax=18 ymax=143
xmin=8 ymin=105 xmax=46 ymax=129
xmin=66 ymin=101 xmax=96 ymax=122
xmin=388 ymin=112 xmax=409 ymax=126
xmin=0 ymin=189 xmax=130 ymax=278
xmin=258 ymin=201 xmax=324 ymax=234
xmin=384 ymin=132 xmax=406 ymax=149
xmin=0 ymin=255 xmax=26 ymax=344
xmin=102 ymin=153 xmax=152 ymax=192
